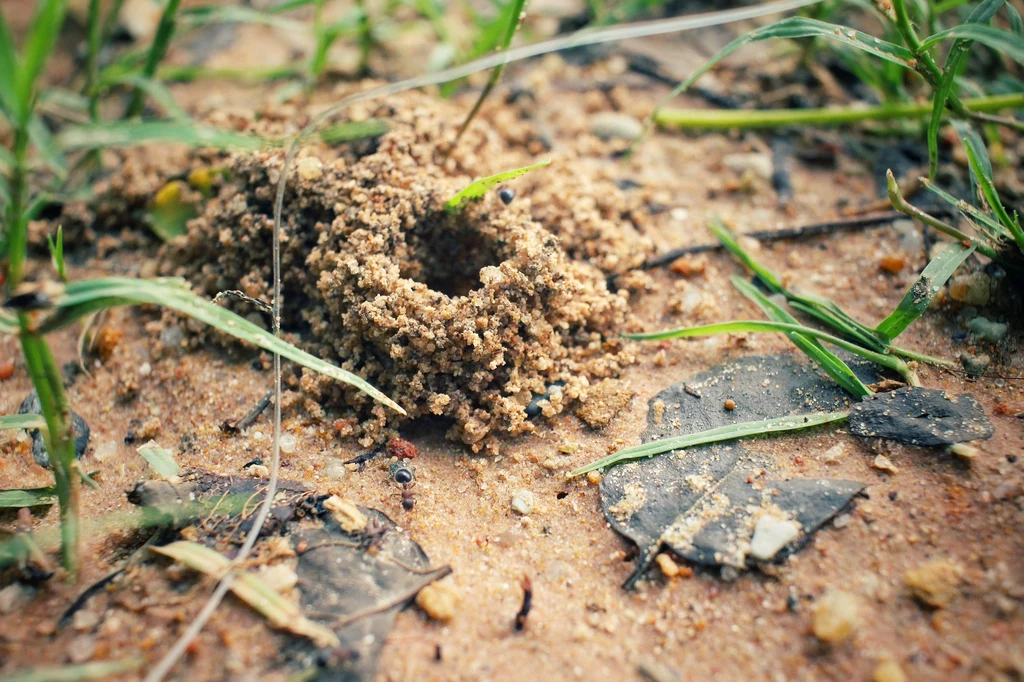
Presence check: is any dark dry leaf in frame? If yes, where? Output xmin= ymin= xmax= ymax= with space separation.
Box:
xmin=600 ymin=355 xmax=872 ymax=588
xmin=128 ymin=472 xmax=448 ymax=681
xmin=19 ymin=390 xmax=90 ymax=468
xmin=848 ymin=387 xmax=993 ymax=446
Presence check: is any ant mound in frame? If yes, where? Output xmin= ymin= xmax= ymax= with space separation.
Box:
xmin=166 ymin=91 xmax=650 ymax=453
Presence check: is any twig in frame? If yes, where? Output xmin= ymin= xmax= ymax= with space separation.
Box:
xmin=221 ymin=391 xmax=273 ymax=434
xmin=641 ymin=212 xmax=902 ymax=270
xmin=332 ymin=565 xmax=452 ymax=628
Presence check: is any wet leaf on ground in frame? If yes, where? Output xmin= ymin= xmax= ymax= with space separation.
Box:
xmin=128 ymin=472 xmax=449 ymax=681
xmin=600 ymin=355 xmax=873 ymax=588
xmin=848 ymin=386 xmax=993 ymax=446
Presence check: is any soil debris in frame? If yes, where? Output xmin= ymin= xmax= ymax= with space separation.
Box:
xmin=812 ymin=589 xmax=860 ymax=643
xmin=904 ymin=559 xmax=963 ymax=609
xmin=416 ymin=582 xmax=458 ymax=623
xmin=574 ymin=378 xmax=635 ymax=429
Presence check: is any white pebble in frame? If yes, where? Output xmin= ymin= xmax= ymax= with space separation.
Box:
xmin=279 ymin=433 xmax=297 ymax=454
xmin=750 ymin=515 xmax=801 ymax=561
xmin=511 ymin=490 xmax=535 ymax=515
xmin=138 ymin=362 xmax=152 ymax=376
xmin=94 ymin=440 xmax=119 ymax=462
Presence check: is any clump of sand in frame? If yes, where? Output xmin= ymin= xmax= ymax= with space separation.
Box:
xmin=164 ymin=90 xmax=651 ymax=453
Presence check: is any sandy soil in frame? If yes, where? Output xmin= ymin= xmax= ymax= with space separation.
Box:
xmin=2 ymin=21 xmax=1023 ymax=682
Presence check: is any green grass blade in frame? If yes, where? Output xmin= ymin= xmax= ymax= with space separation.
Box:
xmin=624 ymin=320 xmax=907 ymax=375
xmin=570 ymin=411 xmax=850 ymax=476
xmin=0 ymin=5 xmax=19 ymax=120
xmin=445 ymin=159 xmax=550 ymax=211
xmin=27 ymin=113 xmax=68 ymax=179
xmin=453 ymin=0 xmax=529 ymax=145
xmin=98 ymin=74 xmax=189 ymax=120
xmin=0 ymin=414 xmax=48 ymax=430
xmin=875 ymin=240 xmax=975 ymax=341
xmin=180 ymin=5 xmax=307 ymax=31
xmin=126 ymin=0 xmax=182 ymax=117
xmin=0 ymin=309 xmax=16 ymax=334
xmin=707 ymin=220 xmax=782 ymax=291
xmin=47 ymin=224 xmax=66 ymax=282
xmin=920 ymin=24 xmax=1024 ymax=64
xmin=15 ymin=0 xmax=68 ymax=126
xmin=56 ymin=120 xmax=265 ymax=151
xmin=0 ymin=486 xmax=56 ymax=508
xmin=320 ymin=119 xmax=390 ymax=144
xmin=927 ymin=0 xmax=1006 ymax=179
xmin=1008 ymin=4 xmax=1023 ymax=35
xmin=952 ymin=120 xmax=1024 ymax=249
xmin=731 ymin=277 xmax=872 ymax=398
xmin=30 ymin=277 xmax=405 ymax=414
xmin=0 ymin=658 xmax=144 ymax=682
xmin=919 ymin=177 xmax=1006 ymax=239
xmin=653 ymin=16 xmax=915 ymax=121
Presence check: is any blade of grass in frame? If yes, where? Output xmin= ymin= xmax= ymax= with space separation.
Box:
xmin=56 ymin=120 xmax=265 ymax=151
xmin=952 ymin=121 xmax=1024 ymax=250
xmin=570 ymin=411 xmax=850 ymax=476
xmin=919 ymin=176 xmax=1007 ymax=239
xmin=875 ymin=240 xmax=974 ymax=341
xmin=927 ymin=0 xmax=1006 ymax=179
xmin=624 ymin=320 xmax=911 ymax=379
xmin=0 ymin=486 xmax=56 ymax=508
xmin=0 ymin=414 xmax=48 ymax=430
xmin=0 ymin=5 xmax=18 ymax=118
xmin=126 ymin=0 xmax=182 ymax=117
xmin=0 ymin=658 xmax=144 ymax=682
xmin=319 ymin=119 xmax=390 ymax=144
xmin=97 ymin=74 xmax=189 ymax=120
xmin=27 ymin=113 xmax=68 ymax=179
xmin=451 ymin=0 xmax=529 ymax=147
xmin=15 ymin=0 xmax=69 ymax=127
xmin=445 ymin=159 xmax=550 ymax=211
xmin=46 ymin=224 xmax=66 ymax=282
xmin=919 ymin=24 xmax=1024 ymax=64
xmin=26 ymin=277 xmax=404 ymax=414
xmin=150 ymin=541 xmax=340 ymax=647
xmin=708 ymin=220 xmax=781 ymax=291
xmin=731 ymin=277 xmax=872 ymax=397
xmin=179 ymin=5 xmax=307 ymax=32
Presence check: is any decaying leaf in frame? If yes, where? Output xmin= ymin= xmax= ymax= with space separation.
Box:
xmin=848 ymin=387 xmax=993 ymax=446
xmin=601 ymin=355 xmax=872 ymax=588
xmin=136 ymin=440 xmax=181 ymax=478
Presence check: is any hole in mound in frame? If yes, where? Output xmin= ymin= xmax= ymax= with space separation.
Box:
xmin=402 ymin=214 xmax=503 ymax=298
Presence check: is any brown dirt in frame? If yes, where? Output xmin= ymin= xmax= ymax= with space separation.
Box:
xmin=2 ymin=42 xmax=1024 ymax=682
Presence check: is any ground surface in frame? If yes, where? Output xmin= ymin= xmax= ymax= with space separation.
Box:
xmin=2 ymin=6 xmax=1024 ymax=682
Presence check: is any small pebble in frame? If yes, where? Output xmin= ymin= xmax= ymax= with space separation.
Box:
xmin=948 ymin=272 xmax=991 ymax=305
xmin=249 ymin=464 xmax=270 ymax=478
xmin=722 ymin=152 xmax=773 ymax=181
xmin=878 ymin=255 xmax=906 ymax=274
xmin=139 ymin=362 xmax=152 ymax=376
xmin=656 ymin=553 xmax=680 ymax=578
xmin=833 ymin=514 xmax=851 ymax=529
xmin=94 ymin=440 xmax=119 ymax=462
xmin=72 ymin=609 xmax=100 ymax=632
xmin=0 ymin=359 xmax=14 ymax=381
xmin=874 ymin=659 xmax=907 ymax=682
xmin=590 ymin=112 xmax=643 ymax=140
xmin=416 ymin=582 xmax=458 ymax=623
xmin=511 ymin=490 xmax=536 ymax=515
xmin=812 ymin=589 xmax=859 ymax=643
xmin=19 ymin=391 xmax=91 ymax=468
xmin=723 ymin=399 xmax=736 ymax=411
xmin=904 ymin=559 xmax=962 ymax=608
xmin=279 ymin=433 xmax=297 ymax=454
xmin=959 ymin=352 xmax=990 ymax=377
xmin=499 ymin=188 xmax=515 ymax=205
xmin=0 ymin=584 xmax=29 ymax=615
xmin=821 ymin=444 xmax=845 ymax=464
xmin=871 ymin=455 xmax=898 ymax=474
xmin=296 ymin=156 xmax=324 ymax=180
xmin=586 ymin=471 xmax=602 ymax=485
xmin=968 ymin=317 xmax=1007 ymax=343
xmin=67 ymin=634 xmax=97 ymax=664
xmin=324 ymin=460 xmax=348 ymax=480
xmin=749 ymin=515 xmax=800 ymax=560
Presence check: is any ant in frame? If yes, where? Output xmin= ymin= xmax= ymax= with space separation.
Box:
xmin=389 ymin=460 xmax=416 ymax=511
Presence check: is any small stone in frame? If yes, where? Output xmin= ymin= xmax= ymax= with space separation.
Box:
xmin=833 ymin=514 xmax=851 ymax=529
xmin=948 ymin=272 xmax=991 ymax=305
xmin=878 ymin=255 xmax=906 ymax=274
xmin=324 ymin=460 xmax=348 ymax=480
xmin=722 ymin=152 xmax=773 ymax=181
xmin=871 ymin=455 xmax=898 ymax=474
xmin=296 ymin=157 xmax=324 ymax=180
xmin=669 ymin=255 xmax=707 ymax=277
xmin=968 ymin=317 xmax=1007 ymax=343
xmin=249 ymin=464 xmax=270 ymax=478
xmin=94 ymin=440 xmax=119 ymax=462
xmin=279 ymin=433 xmax=297 ymax=454
xmin=586 ymin=471 xmax=602 ymax=485
xmin=959 ymin=352 xmax=990 ymax=377
xmin=72 ymin=609 xmax=100 ymax=632
xmin=499 ymin=188 xmax=516 ymax=205
xmin=511 ymin=490 xmax=536 ymax=515
xmin=874 ymin=659 xmax=907 ymax=682
xmin=904 ymin=559 xmax=962 ymax=608
xmin=67 ymin=634 xmax=97 ymax=664
xmin=18 ymin=391 xmax=90 ymax=468
xmin=656 ymin=553 xmax=680 ymax=578
xmin=723 ymin=399 xmax=736 ymax=411
xmin=259 ymin=564 xmax=298 ymax=593
xmin=139 ymin=362 xmax=152 ymax=376
xmin=574 ymin=379 xmax=634 ymax=429
xmin=158 ymin=324 xmax=185 ymax=355
xmin=591 ymin=112 xmax=643 ymax=140
xmin=812 ymin=590 xmax=859 ymax=643
xmin=821 ymin=444 xmax=845 ymax=464
xmin=0 ymin=584 xmax=29 ymax=615
xmin=749 ymin=515 xmax=801 ymax=561
xmin=0 ymin=359 xmax=15 ymax=381
xmin=416 ymin=582 xmax=458 ymax=623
